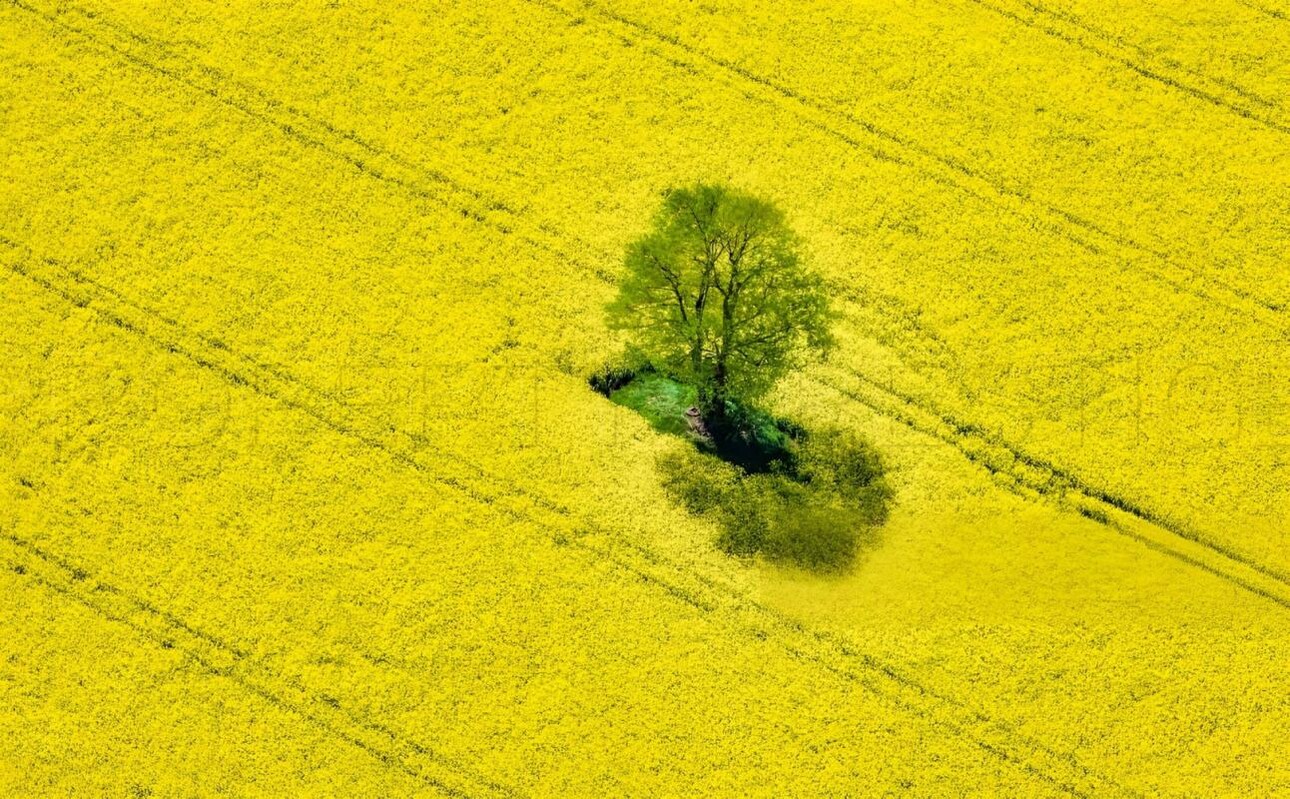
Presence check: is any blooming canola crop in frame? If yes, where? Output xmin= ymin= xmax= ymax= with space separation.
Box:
xmin=1 ymin=0 xmax=1287 ymax=795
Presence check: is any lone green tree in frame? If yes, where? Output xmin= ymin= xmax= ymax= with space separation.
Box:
xmin=609 ymin=183 xmax=834 ymax=422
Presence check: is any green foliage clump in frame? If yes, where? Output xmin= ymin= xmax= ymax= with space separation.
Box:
xmin=658 ymin=427 xmax=892 ymax=574
xmin=762 ymin=500 xmax=872 ymax=574
xmin=794 ymin=428 xmax=892 ymax=527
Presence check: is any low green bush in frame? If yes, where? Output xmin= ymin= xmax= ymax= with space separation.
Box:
xmin=599 ymin=365 xmax=891 ymax=573
xmin=795 ymin=428 xmax=887 ymax=493
xmin=657 ymin=451 xmax=735 ymax=515
xmin=764 ymin=501 xmax=876 ymax=574
xmin=657 ymin=427 xmax=891 ymax=574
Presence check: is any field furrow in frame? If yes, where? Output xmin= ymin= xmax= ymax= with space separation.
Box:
xmin=3 ymin=265 xmax=1098 ymax=796
xmin=9 ymin=0 xmax=1285 ymax=579
xmin=2 ymin=218 xmax=1138 ymax=798
xmin=965 ymin=0 xmax=1288 ymax=131
xmin=0 ymin=531 xmax=513 ymax=799
xmin=3 ymin=0 xmax=1287 ymax=794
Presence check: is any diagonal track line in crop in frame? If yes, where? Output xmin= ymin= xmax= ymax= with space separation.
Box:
xmin=501 ymin=0 xmax=1290 ymax=596
xmin=1 ymin=1 xmax=1275 ymax=785
xmin=15 ymin=0 xmax=1284 ymax=343
xmin=15 ymin=0 xmax=1285 ymax=333
xmin=10 ymin=0 xmax=1282 ymax=705
xmin=1239 ymin=0 xmax=1290 ymax=21
xmin=525 ymin=0 xmax=1290 ymax=329
xmin=816 ymin=371 xmax=1290 ymax=609
xmin=2 ymin=1 xmax=1271 ymax=790
xmin=8 ymin=0 xmax=1279 ymax=602
xmin=1 ymin=226 xmax=1130 ymax=798
xmin=0 ymin=243 xmax=721 ymax=610
xmin=2 ymin=0 xmax=592 ymax=283
xmin=0 ymin=531 xmax=519 ymax=799
xmin=13 ymin=0 xmax=1284 ymax=337
xmin=962 ymin=0 xmax=1288 ymax=128
xmin=836 ymin=372 xmax=1290 ymax=591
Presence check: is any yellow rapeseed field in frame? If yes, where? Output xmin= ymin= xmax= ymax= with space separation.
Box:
xmin=2 ymin=0 xmax=1287 ymax=795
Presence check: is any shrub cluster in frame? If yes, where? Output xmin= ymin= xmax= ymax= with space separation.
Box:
xmin=659 ymin=427 xmax=891 ymax=573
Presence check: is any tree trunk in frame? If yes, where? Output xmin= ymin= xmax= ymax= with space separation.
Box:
xmin=704 ymin=361 xmax=729 ymax=427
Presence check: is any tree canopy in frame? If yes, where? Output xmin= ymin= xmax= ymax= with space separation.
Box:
xmin=608 ymin=183 xmax=833 ymax=414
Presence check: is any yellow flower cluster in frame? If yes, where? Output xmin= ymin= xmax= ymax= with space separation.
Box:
xmin=2 ymin=0 xmax=1286 ymax=795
